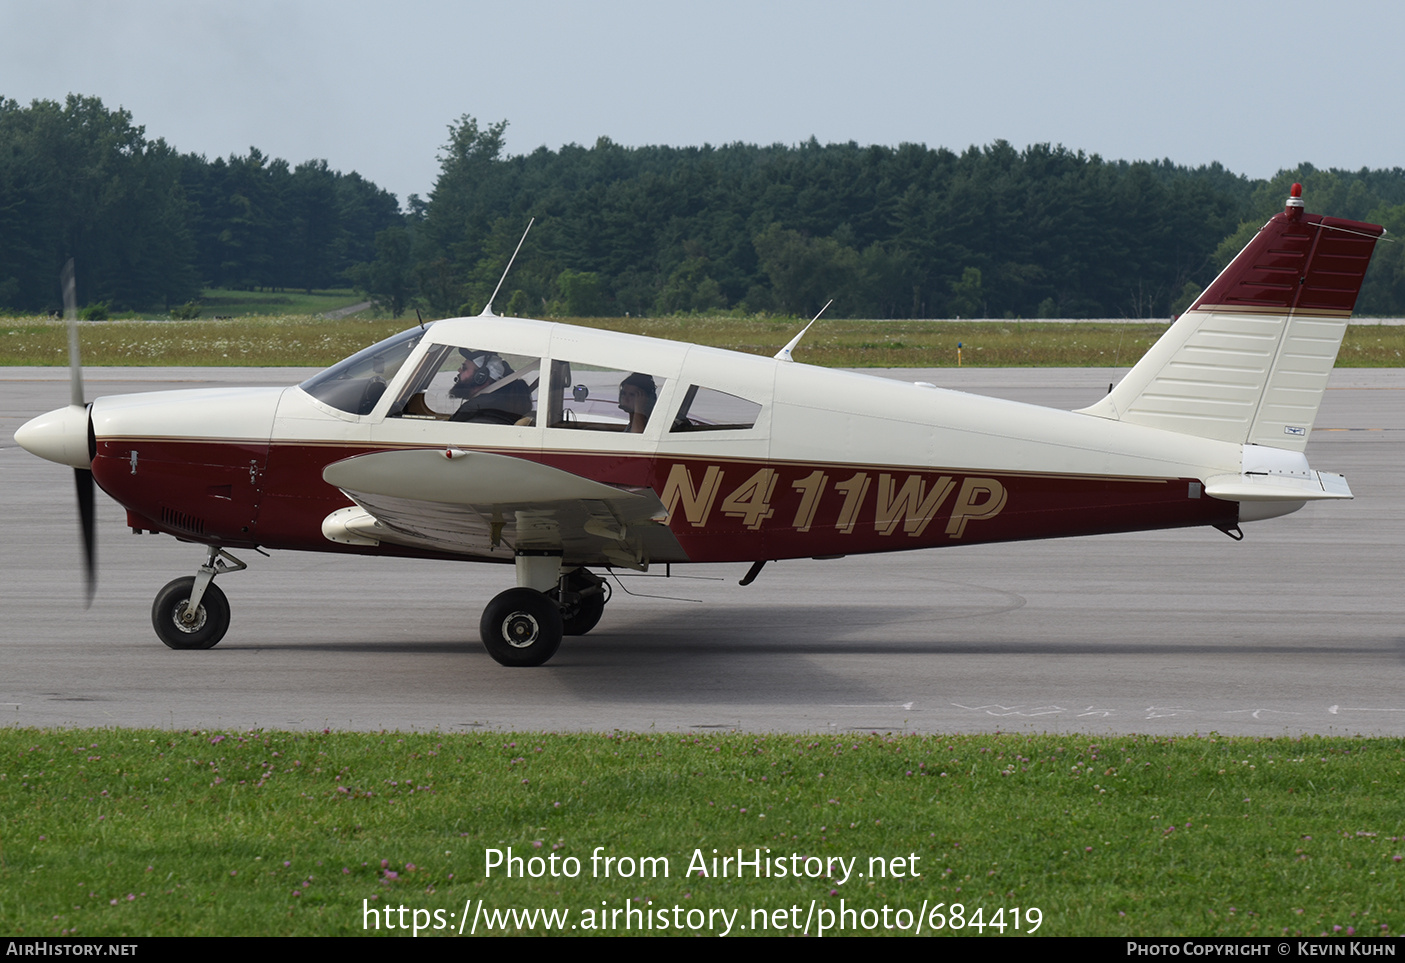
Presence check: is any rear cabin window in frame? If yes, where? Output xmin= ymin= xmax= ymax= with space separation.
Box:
xmin=546 ymin=362 xmax=667 ymax=435
xmin=671 ymin=385 xmax=761 ymax=431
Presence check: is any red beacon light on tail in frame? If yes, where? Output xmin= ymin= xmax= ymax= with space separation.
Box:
xmin=1286 ymin=182 xmax=1304 ymax=218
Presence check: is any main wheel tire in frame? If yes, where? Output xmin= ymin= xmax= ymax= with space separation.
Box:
xmin=152 ymin=577 xmax=230 ymax=650
xmin=554 ymin=569 xmax=607 ymax=636
xmin=561 ymin=593 xmax=605 ymax=636
xmin=480 ymin=588 xmax=563 ymax=667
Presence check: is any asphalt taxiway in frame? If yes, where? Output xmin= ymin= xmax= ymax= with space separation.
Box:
xmin=2 ymin=365 xmax=1401 ymax=736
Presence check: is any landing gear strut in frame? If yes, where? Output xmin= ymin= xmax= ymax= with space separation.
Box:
xmin=151 ymin=547 xmax=245 ymax=650
xmin=479 ymin=555 xmax=609 ymax=666
xmin=552 ymin=567 xmax=608 ymax=637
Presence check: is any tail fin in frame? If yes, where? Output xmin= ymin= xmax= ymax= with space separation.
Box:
xmin=1078 ymin=185 xmax=1385 ymax=451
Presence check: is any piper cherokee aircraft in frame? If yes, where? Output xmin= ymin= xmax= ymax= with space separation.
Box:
xmin=13 ymin=186 xmax=1386 ymax=666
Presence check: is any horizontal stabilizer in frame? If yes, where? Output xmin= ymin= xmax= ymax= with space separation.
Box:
xmin=1203 ymin=470 xmax=1352 ymax=502
xmin=1078 ymin=188 xmax=1384 ymax=452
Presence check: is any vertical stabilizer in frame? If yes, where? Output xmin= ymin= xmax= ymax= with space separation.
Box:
xmin=1078 ymin=186 xmax=1384 ymax=451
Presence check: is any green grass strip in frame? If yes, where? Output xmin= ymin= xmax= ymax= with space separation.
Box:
xmin=193 ymin=288 xmax=367 ymax=318
xmin=2 ymin=728 xmax=1401 ymax=936
xmin=2 ymin=316 xmax=1403 ymax=367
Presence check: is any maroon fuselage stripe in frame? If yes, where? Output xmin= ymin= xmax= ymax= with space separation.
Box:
xmin=93 ymin=439 xmax=1235 ymax=563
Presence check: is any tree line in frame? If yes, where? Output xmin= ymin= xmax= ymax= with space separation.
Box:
xmin=0 ymin=95 xmax=399 ymax=313
xmin=3 ymin=97 xmax=1402 ymax=318
xmin=397 ymin=117 xmax=1404 ymax=319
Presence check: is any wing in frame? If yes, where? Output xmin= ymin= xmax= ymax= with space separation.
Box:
xmin=320 ymin=448 xmax=684 ymax=569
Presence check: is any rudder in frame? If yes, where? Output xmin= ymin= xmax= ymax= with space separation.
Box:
xmin=1078 ymin=185 xmax=1385 ymax=452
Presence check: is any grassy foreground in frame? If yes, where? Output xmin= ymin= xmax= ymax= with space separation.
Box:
xmin=2 ymin=315 xmax=1404 ymax=367
xmin=2 ymin=728 xmax=1401 ymax=937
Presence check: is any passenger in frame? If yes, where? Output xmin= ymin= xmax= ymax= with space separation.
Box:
xmin=450 ymin=349 xmax=533 ymax=424
xmin=618 ymin=372 xmax=657 ymax=433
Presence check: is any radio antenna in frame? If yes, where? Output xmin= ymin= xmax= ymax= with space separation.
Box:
xmin=774 ymin=299 xmax=833 ymax=362
xmin=479 ymin=217 xmax=535 ymax=317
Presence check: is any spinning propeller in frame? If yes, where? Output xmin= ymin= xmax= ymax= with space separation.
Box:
xmin=14 ymin=260 xmax=97 ymax=602
xmin=63 ymin=260 xmax=97 ymax=604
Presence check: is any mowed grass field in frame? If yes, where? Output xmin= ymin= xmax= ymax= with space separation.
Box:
xmin=134 ymin=288 xmax=371 ymax=319
xmin=2 ymin=728 xmax=1402 ymax=937
xmin=191 ymin=288 xmax=370 ymax=318
xmin=2 ymin=315 xmax=1403 ymax=368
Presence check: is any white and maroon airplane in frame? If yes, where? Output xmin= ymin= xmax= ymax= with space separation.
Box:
xmin=14 ymin=186 xmax=1385 ymax=665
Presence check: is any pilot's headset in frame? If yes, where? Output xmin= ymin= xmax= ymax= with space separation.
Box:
xmin=459 ymin=348 xmax=509 ymax=387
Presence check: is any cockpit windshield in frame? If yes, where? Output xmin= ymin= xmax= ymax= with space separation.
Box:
xmin=299 ymin=327 xmax=425 ymax=414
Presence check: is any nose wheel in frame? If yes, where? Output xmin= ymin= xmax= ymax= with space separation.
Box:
xmin=150 ymin=547 xmax=246 ymax=650
xmin=152 ymin=577 xmax=230 ymax=649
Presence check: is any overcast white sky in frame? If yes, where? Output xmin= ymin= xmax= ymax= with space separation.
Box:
xmin=3 ymin=0 xmax=1401 ymax=207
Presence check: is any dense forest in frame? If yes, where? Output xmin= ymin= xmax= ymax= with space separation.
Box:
xmin=3 ymin=96 xmax=1403 ymax=318
xmin=0 ymin=96 xmax=400 ymax=312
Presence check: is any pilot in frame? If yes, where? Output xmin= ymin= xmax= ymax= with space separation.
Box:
xmin=449 ymin=349 xmax=533 ymax=424
xmin=618 ymin=372 xmax=657 ymax=433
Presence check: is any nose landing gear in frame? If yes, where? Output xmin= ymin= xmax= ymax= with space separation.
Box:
xmin=151 ymin=547 xmax=246 ymax=650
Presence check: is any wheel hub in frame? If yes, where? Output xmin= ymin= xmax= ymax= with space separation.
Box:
xmin=174 ymin=602 xmax=206 ymax=633
xmin=503 ymin=612 xmax=540 ymax=647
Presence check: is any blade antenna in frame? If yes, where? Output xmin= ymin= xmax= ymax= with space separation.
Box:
xmin=479 ymin=217 xmax=535 ymax=318
xmin=774 ymin=299 xmax=833 ymax=362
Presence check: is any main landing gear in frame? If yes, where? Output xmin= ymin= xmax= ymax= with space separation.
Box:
xmin=151 ymin=547 xmax=245 ymax=650
xmin=479 ymin=555 xmax=610 ymax=667
xmin=147 ymin=547 xmax=608 ymax=666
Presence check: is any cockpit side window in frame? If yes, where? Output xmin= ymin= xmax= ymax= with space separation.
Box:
xmin=299 ymin=327 xmax=424 ymax=415
xmin=390 ymin=343 xmax=542 ymax=426
xmin=671 ymin=385 xmax=762 ymax=431
xmin=546 ymin=361 xmax=667 ymax=434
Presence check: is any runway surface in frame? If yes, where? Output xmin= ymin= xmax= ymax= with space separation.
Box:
xmin=3 ymin=365 xmax=1402 ymax=737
